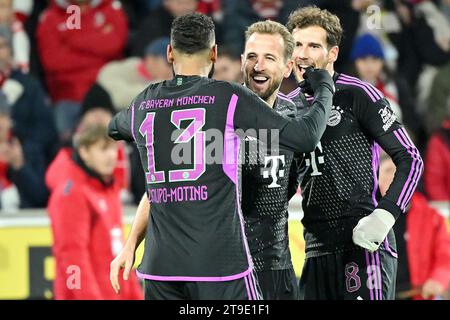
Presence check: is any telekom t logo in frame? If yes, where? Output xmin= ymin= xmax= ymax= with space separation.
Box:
xmin=262 ymin=155 xmax=285 ymax=188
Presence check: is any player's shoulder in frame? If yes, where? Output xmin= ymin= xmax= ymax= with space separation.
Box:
xmin=283 ymin=87 xmax=302 ymax=100
xmin=280 ymin=87 xmax=311 ymax=115
xmin=335 ymin=73 xmax=386 ymax=104
xmin=277 ymin=91 xmax=296 ymax=105
xmin=219 ymin=80 xmax=247 ymax=93
xmin=275 ymin=91 xmax=297 ymax=114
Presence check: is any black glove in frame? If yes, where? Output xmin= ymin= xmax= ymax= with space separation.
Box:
xmin=299 ymin=67 xmax=335 ymax=96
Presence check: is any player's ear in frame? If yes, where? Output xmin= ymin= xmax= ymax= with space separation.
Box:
xmin=328 ymin=45 xmax=339 ymax=64
xmin=284 ymin=58 xmax=293 ymax=79
xmin=167 ymin=44 xmax=174 ymax=64
xmin=240 ymin=53 xmax=245 ymax=72
xmin=210 ymin=45 xmax=218 ymax=63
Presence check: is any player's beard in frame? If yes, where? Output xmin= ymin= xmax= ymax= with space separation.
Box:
xmin=244 ymin=72 xmax=282 ymax=102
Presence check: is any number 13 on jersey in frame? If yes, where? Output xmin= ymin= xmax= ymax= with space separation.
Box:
xmin=139 ymin=108 xmax=206 ymax=184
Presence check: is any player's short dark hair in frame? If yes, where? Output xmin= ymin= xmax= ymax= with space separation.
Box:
xmin=287 ymin=6 xmax=343 ymax=48
xmin=170 ymin=13 xmax=215 ymax=55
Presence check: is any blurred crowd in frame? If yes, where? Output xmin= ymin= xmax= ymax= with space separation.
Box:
xmin=0 ymin=0 xmax=448 ymax=299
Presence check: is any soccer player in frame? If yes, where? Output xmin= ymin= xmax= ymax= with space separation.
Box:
xmin=240 ymin=20 xmax=303 ymax=300
xmin=286 ymin=6 xmax=423 ymax=300
xmin=108 ymin=13 xmax=334 ymax=300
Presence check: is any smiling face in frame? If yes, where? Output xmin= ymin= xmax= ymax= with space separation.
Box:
xmin=242 ymin=32 xmax=292 ymax=103
xmin=291 ymin=25 xmax=338 ymax=81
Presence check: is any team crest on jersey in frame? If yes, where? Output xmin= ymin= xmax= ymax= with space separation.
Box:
xmin=327 ymin=106 xmax=344 ymax=127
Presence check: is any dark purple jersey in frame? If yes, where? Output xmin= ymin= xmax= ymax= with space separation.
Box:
xmin=108 ymin=75 xmax=332 ymax=280
xmin=242 ymin=92 xmax=304 ymax=272
xmin=288 ymin=73 xmax=423 ymax=258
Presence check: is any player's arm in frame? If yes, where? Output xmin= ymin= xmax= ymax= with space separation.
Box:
xmin=110 ymin=193 xmax=150 ymax=294
xmin=232 ymin=68 xmax=334 ymax=153
xmin=108 ymin=102 xmax=136 ymax=142
xmin=352 ymin=94 xmax=423 ymax=252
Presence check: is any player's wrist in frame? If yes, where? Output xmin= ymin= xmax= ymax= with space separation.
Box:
xmin=124 ymin=236 xmax=139 ymax=251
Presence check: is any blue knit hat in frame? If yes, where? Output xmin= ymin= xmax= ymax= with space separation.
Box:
xmin=144 ymin=37 xmax=170 ymax=58
xmin=350 ymin=33 xmax=385 ymax=61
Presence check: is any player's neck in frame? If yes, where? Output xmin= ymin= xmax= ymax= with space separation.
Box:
xmin=326 ymin=64 xmax=335 ymax=78
xmin=173 ymin=60 xmax=213 ymax=78
xmin=265 ymin=91 xmax=278 ymax=108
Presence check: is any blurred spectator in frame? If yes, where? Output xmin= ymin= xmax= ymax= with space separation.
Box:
xmin=442 ymin=0 xmax=450 ymax=21
xmin=145 ymin=0 xmax=163 ymax=11
xmin=352 ymin=0 xmax=403 ymax=72
xmin=213 ymin=45 xmax=242 ymax=83
xmin=197 ymin=0 xmax=222 ymax=21
xmin=222 ymin=0 xmax=300 ymax=57
xmin=130 ymin=0 xmax=198 ymax=56
xmin=120 ymin=0 xmax=164 ymax=27
xmin=379 ymin=153 xmax=450 ymax=300
xmin=47 ymin=85 xmax=132 ymax=205
xmin=0 ymin=95 xmax=50 ymax=211
xmin=350 ymin=32 xmax=425 ymax=148
xmin=13 ymin=0 xmax=33 ymax=24
xmin=91 ymin=37 xmax=173 ymax=205
xmin=23 ymin=0 xmax=48 ymax=81
xmin=97 ymin=37 xmax=172 ymax=111
xmin=426 ymin=61 xmax=450 ymax=134
xmin=397 ymin=0 xmax=450 ymax=108
xmin=36 ymin=0 xmax=128 ymax=141
xmin=0 ymin=99 xmax=19 ymax=211
xmin=79 ymin=85 xmax=132 ymax=202
xmin=424 ymin=119 xmax=450 ymax=216
xmin=0 ymin=28 xmax=58 ymax=209
xmin=0 ymin=0 xmax=30 ymax=73
xmin=46 ymin=123 xmax=143 ymax=300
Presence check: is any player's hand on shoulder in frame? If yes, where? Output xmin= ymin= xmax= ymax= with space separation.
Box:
xmin=299 ymin=67 xmax=335 ymax=96
xmin=352 ymin=208 xmax=395 ymax=252
xmin=110 ymin=244 xmax=136 ymax=294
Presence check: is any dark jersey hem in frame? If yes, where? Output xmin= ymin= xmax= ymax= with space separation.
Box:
xmin=136 ymin=266 xmax=253 ymax=282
